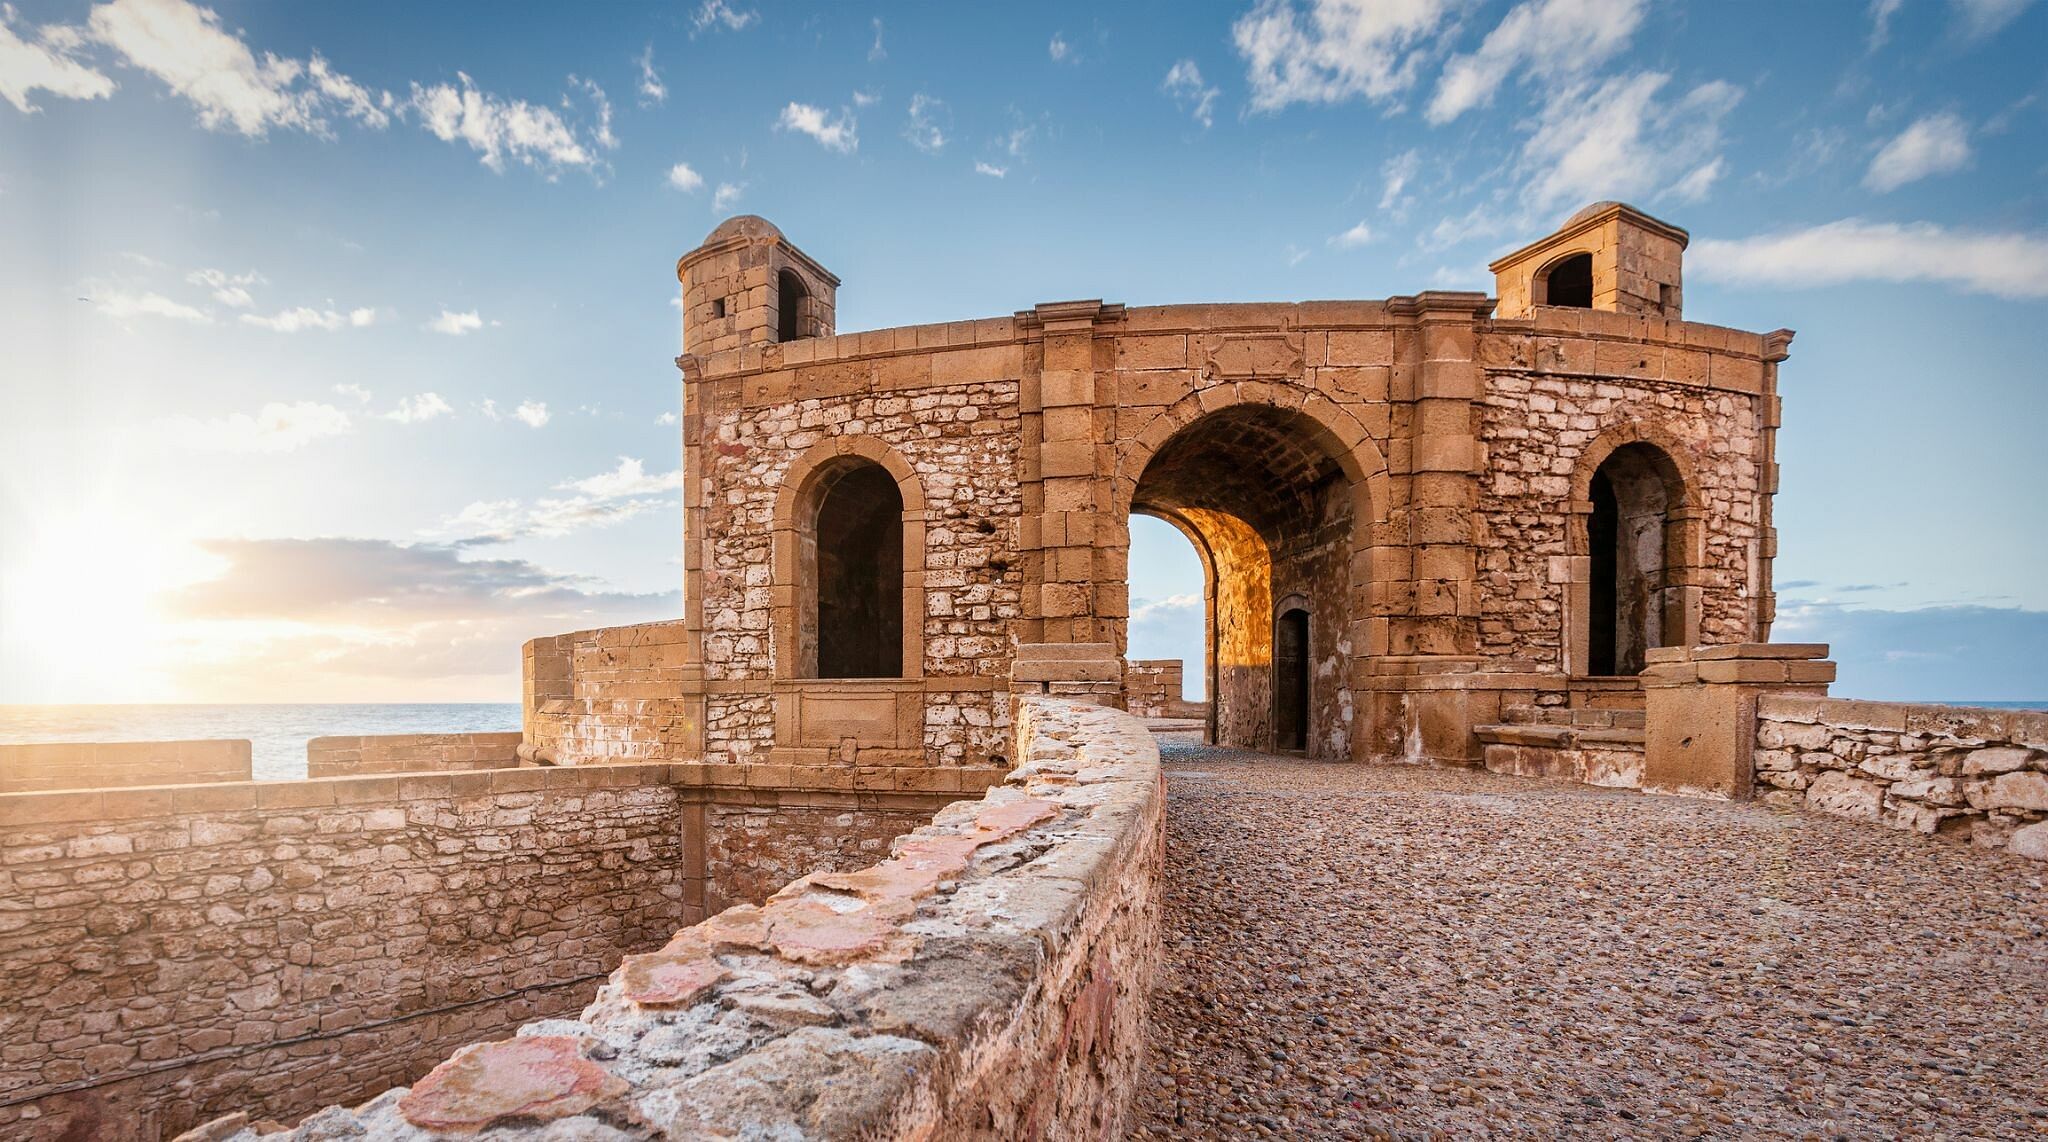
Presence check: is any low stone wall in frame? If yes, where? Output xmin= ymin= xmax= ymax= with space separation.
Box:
xmin=524 ymin=620 xmax=692 ymax=765
xmin=304 ymin=733 xmax=524 ymax=778
xmin=1477 ymin=706 xmax=1646 ymax=788
xmin=1755 ymin=696 xmax=2048 ymax=859
xmin=0 ymin=740 xmax=251 ymax=792
xmin=1125 ymin=659 xmax=1205 ymax=720
xmin=183 ymin=695 xmax=1166 ymax=1141
xmin=0 ymin=766 xmax=692 ymax=1140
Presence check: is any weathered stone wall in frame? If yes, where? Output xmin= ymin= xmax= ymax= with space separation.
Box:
xmin=303 ymin=733 xmax=523 ymax=778
xmin=0 ymin=740 xmax=251 ymax=792
xmin=523 ymin=620 xmax=691 ymax=765
xmin=1126 ymin=658 xmax=1207 ymax=719
xmin=1755 ymin=696 xmax=2048 ymax=860
xmin=179 ymin=696 xmax=1166 ymax=1142
xmin=703 ymin=801 xmax=932 ymax=913
xmin=0 ymin=765 xmax=690 ymax=1140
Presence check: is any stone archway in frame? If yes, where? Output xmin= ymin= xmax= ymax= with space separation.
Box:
xmin=1124 ymin=402 xmax=1362 ymax=758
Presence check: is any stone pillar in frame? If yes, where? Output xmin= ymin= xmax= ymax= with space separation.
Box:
xmin=670 ymin=353 xmax=710 ymax=755
xmin=1641 ymin=643 xmax=1833 ymax=798
xmin=1015 ymin=300 xmax=1127 ymax=703
xmin=1754 ymin=329 xmax=1794 ymax=640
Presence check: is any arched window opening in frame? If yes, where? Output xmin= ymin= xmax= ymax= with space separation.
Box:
xmin=776 ymin=269 xmax=807 ymax=343
xmin=1587 ymin=443 xmax=1677 ymax=676
xmin=1542 ymin=252 xmax=1594 ymax=309
xmin=799 ymin=460 xmax=902 ymax=678
xmin=1274 ymin=607 xmax=1310 ymax=751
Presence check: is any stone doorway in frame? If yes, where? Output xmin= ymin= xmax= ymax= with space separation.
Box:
xmin=1274 ymin=606 xmax=1309 ymax=751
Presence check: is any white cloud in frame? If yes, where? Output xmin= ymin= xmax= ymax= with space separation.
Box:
xmin=1690 ymin=219 xmax=2048 ymax=300
xmin=1950 ymin=0 xmax=2035 ymax=39
xmin=0 ymin=6 xmax=115 ymax=113
xmin=559 ymin=456 xmax=683 ymax=498
xmin=1162 ymin=60 xmax=1219 ymax=128
xmin=186 ymin=267 xmax=262 ymax=307
xmin=666 ymin=161 xmax=704 ymax=192
xmin=1329 ymin=220 xmax=1373 ymax=248
xmin=1427 ymin=0 xmax=1647 ymax=124
xmin=1286 ymin=243 xmax=1311 ymax=266
xmin=712 ymin=181 xmax=745 ymax=211
xmin=85 ymin=0 xmax=388 ymax=136
xmin=384 ymin=392 xmax=452 ymax=423
xmin=868 ymin=17 xmax=885 ymax=62
xmin=333 ymin=383 xmax=372 ymax=403
xmin=655 ymin=411 xmax=679 ymax=426
xmin=513 ymin=400 xmax=550 ymax=428
xmin=1049 ymin=33 xmax=1073 ymax=63
xmin=1665 ymin=155 xmax=1723 ymax=201
xmin=904 ymin=93 xmax=947 ymax=152
xmin=1864 ymin=112 xmax=1972 ymax=192
xmin=1517 ymin=72 xmax=1741 ymax=211
xmin=426 ymin=309 xmax=483 ymax=335
xmin=636 ymin=44 xmax=665 ymax=106
xmin=238 ymin=305 xmax=373 ymax=332
xmin=973 ymin=161 xmax=1007 ymax=178
xmin=777 ymin=101 xmax=857 ymax=153
xmin=1233 ymin=0 xmax=1459 ymax=112
xmin=94 ymin=288 xmax=209 ymax=323
xmin=1867 ymin=0 xmax=1905 ymax=48
xmin=573 ymin=76 xmax=617 ymax=152
xmin=1379 ymin=148 xmax=1419 ymax=211
xmin=165 ymin=400 xmax=352 ymax=453
xmin=692 ymin=0 xmax=757 ymax=35
xmin=1130 ymin=592 xmax=1202 ymax=624
xmin=409 ymin=73 xmax=593 ymax=173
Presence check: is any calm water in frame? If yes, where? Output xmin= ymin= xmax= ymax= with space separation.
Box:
xmin=0 ymin=704 xmax=521 ymax=781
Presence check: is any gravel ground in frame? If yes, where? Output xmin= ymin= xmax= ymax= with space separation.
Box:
xmin=1135 ymin=741 xmax=2048 ymax=1140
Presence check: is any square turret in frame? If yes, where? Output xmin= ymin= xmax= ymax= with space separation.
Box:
xmin=1490 ymin=201 xmax=1688 ymax=320
xmin=676 ymin=215 xmax=839 ymax=355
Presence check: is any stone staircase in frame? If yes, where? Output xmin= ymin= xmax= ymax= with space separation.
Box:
xmin=1474 ymin=704 xmax=1647 ymax=788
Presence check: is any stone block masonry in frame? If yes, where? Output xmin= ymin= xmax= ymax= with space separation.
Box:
xmin=1755 ymin=695 xmax=2048 ymax=859
xmin=304 ymin=733 xmax=523 ymax=778
xmin=178 ymin=696 xmax=1166 ymax=1141
xmin=1 ymin=740 xmax=252 ymax=792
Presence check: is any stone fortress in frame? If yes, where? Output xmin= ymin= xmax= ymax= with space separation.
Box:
xmin=2 ymin=204 xmax=2043 ymax=1140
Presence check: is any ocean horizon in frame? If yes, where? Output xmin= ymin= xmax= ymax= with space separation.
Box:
xmin=2 ymin=697 xmax=2044 ymax=784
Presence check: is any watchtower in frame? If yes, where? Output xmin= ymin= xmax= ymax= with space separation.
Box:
xmin=676 ymin=215 xmax=839 ymax=355
xmin=1489 ymin=201 xmax=1688 ymax=320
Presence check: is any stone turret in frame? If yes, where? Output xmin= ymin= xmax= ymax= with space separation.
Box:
xmin=1489 ymin=201 xmax=1688 ymax=320
xmin=675 ymin=215 xmax=839 ymax=355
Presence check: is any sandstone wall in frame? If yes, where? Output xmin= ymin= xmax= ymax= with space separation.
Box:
xmin=0 ymin=740 xmax=251 ymax=792
xmin=181 ymin=696 xmax=1166 ymax=1142
xmin=1755 ymin=696 xmax=2048 ymax=860
xmin=0 ymin=765 xmax=690 ymax=1140
xmin=523 ymin=620 xmax=691 ymax=765
xmin=304 ymin=733 xmax=523 ymax=778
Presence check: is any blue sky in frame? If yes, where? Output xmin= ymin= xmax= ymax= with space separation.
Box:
xmin=1 ymin=0 xmax=2043 ymax=703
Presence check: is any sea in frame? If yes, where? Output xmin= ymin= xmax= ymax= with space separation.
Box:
xmin=0 ymin=704 xmax=522 ymax=781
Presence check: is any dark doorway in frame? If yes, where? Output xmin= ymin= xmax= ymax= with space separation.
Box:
xmin=1544 ymin=252 xmax=1594 ymax=308
xmin=1274 ymin=608 xmax=1309 ymax=751
xmin=1585 ymin=443 xmax=1677 ymax=676
xmin=776 ymin=270 xmax=806 ymax=343
xmin=812 ymin=462 xmax=902 ymax=678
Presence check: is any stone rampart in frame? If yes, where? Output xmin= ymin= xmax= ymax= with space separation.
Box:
xmin=0 ymin=740 xmax=252 ymax=792
xmin=1755 ymin=696 xmax=2048 ymax=859
xmin=523 ymin=621 xmax=693 ymax=766
xmin=178 ymin=695 xmax=1165 ymax=1141
xmin=304 ymin=733 xmax=523 ymax=778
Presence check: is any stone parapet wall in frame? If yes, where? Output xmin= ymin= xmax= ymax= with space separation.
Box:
xmin=1755 ymin=696 xmax=2048 ymax=860
xmin=304 ymin=733 xmax=523 ymax=778
xmin=182 ymin=696 xmax=1166 ymax=1141
xmin=0 ymin=764 xmax=691 ymax=1140
xmin=0 ymin=740 xmax=252 ymax=792
xmin=523 ymin=621 xmax=692 ymax=766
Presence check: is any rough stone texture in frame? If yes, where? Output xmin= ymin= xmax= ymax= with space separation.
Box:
xmin=304 ymin=733 xmax=523 ymax=778
xmin=0 ymin=740 xmax=252 ymax=792
xmin=1125 ymin=659 xmax=1206 ymax=720
xmin=1756 ymin=695 xmax=2048 ymax=858
xmin=703 ymin=803 xmax=934 ymax=913
xmin=1139 ymin=742 xmax=2048 ymax=1137
xmin=0 ymin=766 xmax=690 ymax=1141
xmin=181 ymin=697 xmax=1166 ymax=1142
xmin=523 ymin=621 xmax=693 ymax=766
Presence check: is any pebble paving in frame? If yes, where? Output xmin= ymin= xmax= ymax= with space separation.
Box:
xmin=1135 ymin=739 xmax=2048 ymax=1139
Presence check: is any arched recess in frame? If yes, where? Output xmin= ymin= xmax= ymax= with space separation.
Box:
xmin=775 ymin=269 xmax=808 ymax=343
xmin=1115 ymin=386 xmax=1383 ymax=759
xmin=773 ymin=437 xmax=926 ymax=679
xmin=1132 ymin=506 xmax=1224 ymax=743
xmin=1566 ymin=422 xmax=1703 ymax=676
xmin=1536 ymin=250 xmax=1595 ymax=308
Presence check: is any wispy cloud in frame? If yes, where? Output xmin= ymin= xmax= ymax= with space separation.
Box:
xmin=163 ymin=400 xmax=353 ymax=453
xmin=692 ymin=0 xmax=757 ymax=36
xmin=333 ymin=383 xmax=372 ymax=404
xmin=1517 ymin=72 xmax=1741 ymax=211
xmin=1865 ymin=112 xmax=1972 ymax=191
xmin=1328 ymin=220 xmax=1373 ymax=248
xmin=239 ymin=305 xmax=375 ymax=332
xmin=636 ymin=44 xmax=665 ymax=106
xmin=559 ymin=456 xmax=683 ymax=498
xmin=1949 ymin=0 xmax=2035 ymax=40
xmin=1428 ymin=0 xmax=1646 ymax=124
xmin=0 ymin=6 xmax=114 ymax=113
xmin=666 ymin=161 xmax=704 ymax=192
xmin=409 ymin=74 xmax=595 ymax=173
xmin=713 ymin=181 xmax=745 ymax=211
xmin=93 ymin=288 xmax=210 ymax=323
xmin=973 ymin=160 xmax=1007 ymax=178
xmin=186 ymin=267 xmax=262 ymax=307
xmin=1233 ymin=0 xmax=1459 ymax=112
xmin=383 ymin=392 xmax=451 ymax=424
xmin=434 ymin=457 xmax=678 ymax=544
xmin=1379 ymin=148 xmax=1419 ymax=213
xmin=426 ymin=309 xmax=483 ymax=335
xmin=904 ymin=93 xmax=947 ymax=152
xmin=1691 ymin=219 xmax=2048 ymax=299
xmin=1162 ymin=60 xmax=1219 ymax=128
xmin=1867 ymin=0 xmax=1906 ymax=49
xmin=777 ymin=101 xmax=857 ymax=153
xmin=513 ymin=400 xmax=550 ymax=428
xmin=1049 ymin=33 xmax=1074 ymax=63
xmin=868 ymin=17 xmax=886 ymax=61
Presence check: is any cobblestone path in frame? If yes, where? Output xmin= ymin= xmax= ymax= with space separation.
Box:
xmin=1135 ymin=741 xmax=2048 ymax=1139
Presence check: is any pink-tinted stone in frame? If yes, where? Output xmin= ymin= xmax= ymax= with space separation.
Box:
xmin=620 ymin=944 xmax=731 ymax=1008
xmin=398 ymin=1036 xmax=623 ymax=1133
xmin=895 ymin=832 xmax=986 ymax=872
xmin=690 ymin=904 xmax=770 ymax=951
xmin=765 ymin=900 xmax=916 ymax=965
xmin=974 ymin=797 xmax=1060 ymax=839
xmin=815 ymin=859 xmax=949 ymax=904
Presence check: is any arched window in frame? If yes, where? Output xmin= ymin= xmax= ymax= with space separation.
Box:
xmin=797 ymin=459 xmax=903 ymax=678
xmin=1540 ymin=252 xmax=1594 ymax=309
xmin=776 ymin=269 xmax=807 ymax=343
xmin=1587 ymin=443 xmax=1680 ymax=675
